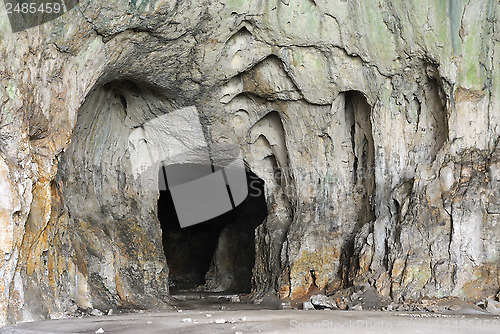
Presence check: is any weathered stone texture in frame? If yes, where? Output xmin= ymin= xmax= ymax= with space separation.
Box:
xmin=0 ymin=0 xmax=498 ymax=325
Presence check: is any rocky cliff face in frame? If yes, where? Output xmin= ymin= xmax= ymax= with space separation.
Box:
xmin=0 ymin=0 xmax=498 ymax=325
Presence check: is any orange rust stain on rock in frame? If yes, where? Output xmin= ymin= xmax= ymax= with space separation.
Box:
xmin=0 ymin=156 xmax=19 ymax=254
xmin=455 ymin=87 xmax=485 ymax=103
xmin=24 ymin=180 xmax=52 ymax=243
xmin=9 ymin=288 xmax=22 ymax=322
xmin=288 ymin=245 xmax=341 ymax=300
xmin=115 ymin=274 xmax=126 ymax=304
xmin=460 ymin=264 xmax=500 ymax=300
xmin=72 ymin=237 xmax=88 ymax=277
xmin=48 ymin=249 xmax=56 ymax=288
xmin=278 ymin=284 xmax=290 ymax=299
xmin=114 ymin=274 xmax=135 ymax=309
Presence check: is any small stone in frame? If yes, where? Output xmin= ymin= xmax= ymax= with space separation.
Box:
xmin=91 ymin=309 xmax=103 ymax=316
xmin=336 ymin=298 xmax=348 ymax=310
xmin=351 ymin=291 xmax=362 ymax=300
xmin=448 ymin=304 xmax=462 ymax=312
xmin=421 ymin=299 xmax=431 ymax=306
xmin=146 ymin=321 xmax=152 ymax=324
xmin=215 ymin=319 xmax=228 ymax=324
xmin=177 ymin=309 xmax=183 ymax=313
xmin=182 ymin=318 xmax=193 ymax=323
xmin=310 ymin=294 xmax=336 ymax=309
xmin=206 ymin=314 xmax=212 ymax=317
xmin=397 ymin=304 xmax=407 ymax=311
xmin=425 ymin=305 xmax=442 ymax=313
xmin=386 ymin=303 xmax=398 ymax=311
xmin=350 ymin=304 xmax=363 ymax=311
xmin=485 ymin=298 xmax=500 ymax=315
xmin=242 ymin=316 xmax=247 ymax=321
xmin=107 ymin=309 xmax=113 ymax=316
xmin=231 ymin=296 xmax=240 ymax=303
xmin=303 ymin=301 xmax=315 ymax=310
xmin=235 ymin=332 xmax=243 ymax=334
xmin=95 ymin=328 xmax=104 ymax=334
xmin=280 ymin=301 xmax=292 ymax=310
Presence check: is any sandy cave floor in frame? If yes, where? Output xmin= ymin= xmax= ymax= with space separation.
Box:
xmin=2 ymin=293 xmax=500 ymax=334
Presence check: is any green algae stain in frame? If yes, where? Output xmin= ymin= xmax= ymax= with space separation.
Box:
xmin=127 ymin=0 xmax=153 ymax=12
xmin=227 ymin=0 xmax=248 ymax=11
xmin=6 ymin=82 xmax=16 ymax=100
xmin=292 ymin=51 xmax=303 ymax=68
xmin=403 ymin=263 xmax=432 ymax=289
xmin=274 ymin=0 xmax=320 ymax=41
xmin=448 ymin=0 xmax=463 ymax=53
xmin=2 ymin=82 xmax=16 ymax=123
xmin=361 ymin=0 xmax=397 ymax=62
xmin=434 ymin=0 xmax=451 ymax=49
xmin=458 ymin=1 xmax=491 ymax=89
xmin=75 ymin=38 xmax=102 ymax=69
xmin=464 ymin=60 xmax=481 ymax=89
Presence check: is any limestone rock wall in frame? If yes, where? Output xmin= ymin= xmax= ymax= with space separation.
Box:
xmin=0 ymin=0 xmax=498 ymax=325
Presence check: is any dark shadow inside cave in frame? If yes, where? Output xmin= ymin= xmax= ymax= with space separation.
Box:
xmin=158 ymin=167 xmax=267 ymax=293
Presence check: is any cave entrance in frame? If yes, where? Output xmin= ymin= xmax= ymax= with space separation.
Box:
xmin=158 ymin=167 xmax=267 ymax=293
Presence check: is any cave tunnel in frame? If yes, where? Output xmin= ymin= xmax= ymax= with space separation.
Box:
xmin=55 ymin=77 xmax=273 ymax=314
xmin=158 ymin=167 xmax=268 ymax=293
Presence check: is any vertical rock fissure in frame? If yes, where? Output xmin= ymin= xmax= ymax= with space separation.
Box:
xmin=343 ymin=91 xmax=375 ymax=287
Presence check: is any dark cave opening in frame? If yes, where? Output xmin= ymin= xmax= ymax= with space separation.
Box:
xmin=158 ymin=167 xmax=267 ymax=293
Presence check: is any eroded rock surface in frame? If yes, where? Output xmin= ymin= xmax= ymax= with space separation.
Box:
xmin=0 ymin=0 xmax=498 ymax=325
